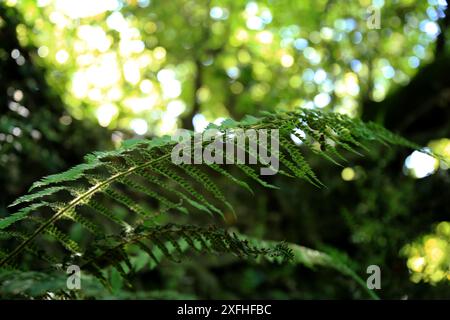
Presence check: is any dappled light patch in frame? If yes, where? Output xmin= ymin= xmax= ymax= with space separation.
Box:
xmin=402 ymin=221 xmax=450 ymax=284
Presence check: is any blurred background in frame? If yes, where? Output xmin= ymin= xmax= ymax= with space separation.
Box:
xmin=0 ymin=0 xmax=449 ymax=298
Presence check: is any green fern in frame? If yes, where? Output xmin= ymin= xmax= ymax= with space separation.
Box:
xmin=0 ymin=109 xmax=419 ymax=296
xmin=75 ymin=224 xmax=293 ymax=287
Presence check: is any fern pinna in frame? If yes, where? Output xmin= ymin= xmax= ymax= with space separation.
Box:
xmin=0 ymin=109 xmax=418 ymax=298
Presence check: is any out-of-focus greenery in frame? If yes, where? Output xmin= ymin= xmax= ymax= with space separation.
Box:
xmin=402 ymin=221 xmax=450 ymax=284
xmin=0 ymin=0 xmax=449 ymax=299
xmin=7 ymin=0 xmax=442 ymax=134
xmin=0 ymin=3 xmax=111 ymax=208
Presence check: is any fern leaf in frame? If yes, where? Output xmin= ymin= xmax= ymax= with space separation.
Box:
xmin=179 ymin=164 xmax=234 ymax=216
xmin=79 ymin=224 xmax=293 ymax=275
xmin=9 ymin=187 xmax=66 ymax=208
xmin=0 ymin=202 xmax=48 ymax=230
xmin=28 ymin=162 xmax=103 ymax=191
xmin=0 ymin=109 xmax=421 ymax=271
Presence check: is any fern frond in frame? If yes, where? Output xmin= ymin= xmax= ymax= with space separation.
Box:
xmin=0 ymin=109 xmax=420 ymax=274
xmin=77 ymin=224 xmax=293 ymax=279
